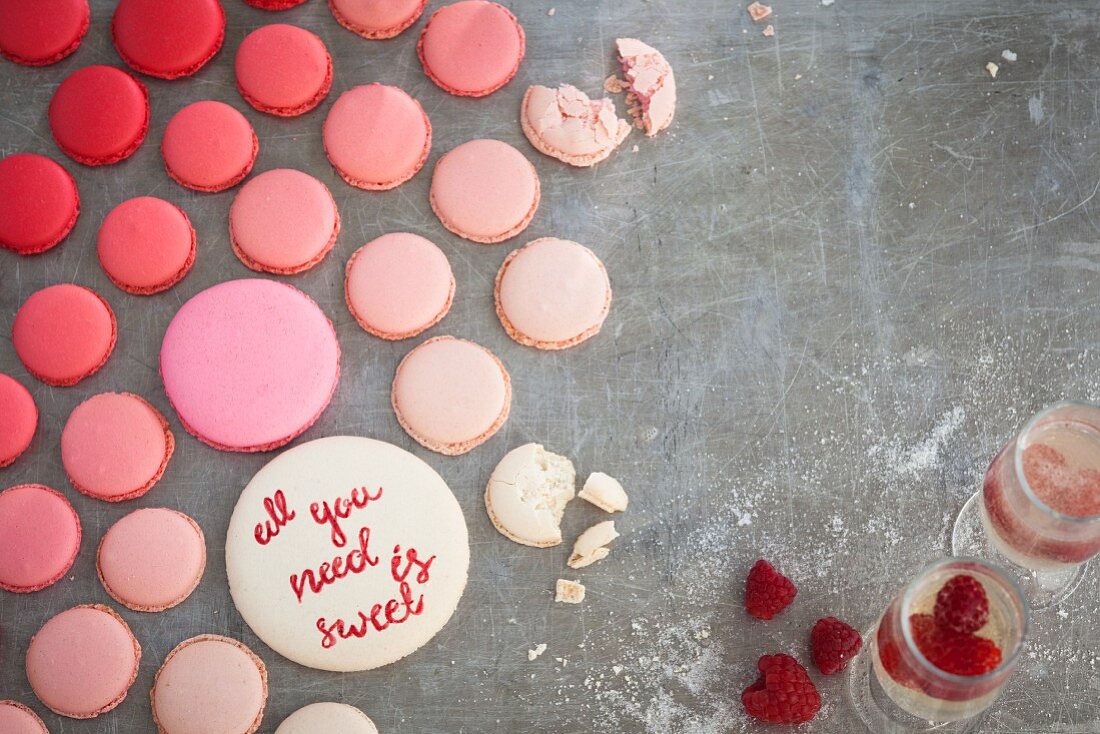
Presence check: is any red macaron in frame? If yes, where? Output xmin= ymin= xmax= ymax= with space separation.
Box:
xmin=48 ymin=65 xmax=149 ymax=166
xmin=162 ymin=101 xmax=258 ymax=192
xmin=235 ymin=24 xmax=332 ymax=117
xmin=0 ymin=0 xmax=90 ymax=66
xmin=0 ymin=154 xmax=79 ymax=255
xmin=112 ymin=0 xmax=226 ymax=80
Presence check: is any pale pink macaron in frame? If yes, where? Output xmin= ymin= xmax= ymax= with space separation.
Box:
xmin=0 ymin=374 xmax=37 ymax=467
xmin=26 ymin=604 xmax=140 ymax=719
xmin=0 ymin=700 xmax=48 ymax=734
xmin=235 ymin=24 xmax=332 ymax=117
xmin=152 ymin=635 xmax=267 ymax=734
xmin=0 ymin=484 xmax=80 ymax=593
xmin=521 ymin=84 xmax=632 ymax=167
xmin=162 ymin=101 xmax=258 ymax=192
xmin=323 ymin=83 xmax=431 ymax=190
xmin=160 ymin=279 xmax=341 ymax=452
xmin=97 ymin=196 xmax=196 ymax=295
xmin=12 ymin=284 xmax=117 ymax=387
xmin=392 ymin=336 xmax=511 ymax=455
xmin=61 ymin=392 xmax=175 ymax=502
xmin=329 ymin=0 xmax=428 ymax=39
xmin=97 ymin=507 xmax=205 ymax=612
xmin=495 ymin=237 xmax=611 ymax=350
xmin=430 ymin=139 xmax=539 ymax=244
xmin=230 ymin=168 xmax=340 ymax=274
xmin=345 ymin=232 xmax=454 ymax=340
xmin=417 ymin=1 xmax=524 ymax=97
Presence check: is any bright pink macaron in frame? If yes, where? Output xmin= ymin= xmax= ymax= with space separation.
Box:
xmin=0 ymin=0 xmax=90 ymax=66
xmin=160 ymin=279 xmax=340 ymax=452
xmin=0 ymin=375 xmax=37 ymax=468
xmin=48 ymin=65 xmax=149 ymax=166
xmin=236 ymin=24 xmax=331 ymax=117
xmin=418 ymin=0 xmax=525 ymax=97
xmin=62 ymin=392 xmax=175 ymax=502
xmin=26 ymin=604 xmax=140 ymax=719
xmin=244 ymin=0 xmax=309 ymax=8
xmin=13 ymin=284 xmax=117 ymax=387
xmin=329 ymin=0 xmax=428 ymax=39
xmin=0 ymin=484 xmax=81 ymax=593
xmin=230 ymin=168 xmax=339 ymax=274
xmin=0 ymin=700 xmax=48 ymax=734
xmin=323 ymin=83 xmax=431 ymax=190
xmin=112 ymin=0 xmax=225 ymax=79
xmin=0 ymin=153 xmax=79 ymax=255
xmin=97 ymin=196 xmax=196 ymax=294
xmin=162 ymin=101 xmax=258 ymax=192
xmin=98 ymin=508 xmax=206 ymax=612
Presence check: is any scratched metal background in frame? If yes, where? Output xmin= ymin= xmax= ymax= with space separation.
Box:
xmin=2 ymin=1 xmax=1099 ymax=732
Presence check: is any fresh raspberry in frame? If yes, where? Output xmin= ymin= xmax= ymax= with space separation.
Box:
xmin=741 ymin=654 xmax=821 ymax=724
xmin=810 ymin=616 xmax=863 ymax=675
xmin=910 ymin=613 xmax=1002 ymax=676
xmin=745 ymin=559 xmax=797 ymax=620
xmin=934 ymin=574 xmax=989 ymax=634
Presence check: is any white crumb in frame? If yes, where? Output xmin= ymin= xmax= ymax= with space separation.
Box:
xmin=1001 ymin=49 xmax=1017 ymax=62
xmin=986 ymin=62 xmax=999 ymax=78
xmin=528 ymin=643 xmax=547 ymax=661
xmin=548 ymin=7 xmax=555 ymax=16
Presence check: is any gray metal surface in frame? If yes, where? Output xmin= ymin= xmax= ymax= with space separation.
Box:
xmin=2 ymin=1 xmax=1099 ymax=732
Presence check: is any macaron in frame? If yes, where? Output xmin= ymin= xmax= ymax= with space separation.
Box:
xmin=484 ymin=443 xmax=576 ymax=547
xmin=616 ymin=38 xmax=676 ymax=137
xmin=151 ymin=635 xmax=267 ymax=734
xmin=0 ymin=154 xmax=80 ymax=255
xmin=235 ymin=24 xmax=332 ymax=117
xmin=344 ymin=232 xmax=454 ymax=340
xmin=417 ymin=1 xmax=525 ymax=97
xmin=97 ymin=508 xmax=206 ymax=612
xmin=97 ymin=196 xmax=196 ymax=294
xmin=162 ymin=101 xmax=258 ymax=192
xmin=61 ymin=392 xmax=175 ymax=502
xmin=0 ymin=374 xmax=37 ymax=468
xmin=495 ymin=237 xmax=612 ymax=349
xmin=112 ymin=0 xmax=225 ymax=79
xmin=13 ymin=284 xmax=117 ymax=387
xmin=276 ymin=702 xmax=379 ymax=734
xmin=0 ymin=0 xmax=89 ymax=66
xmin=26 ymin=604 xmax=140 ymax=719
xmin=392 ymin=336 xmax=511 ymax=455
xmin=230 ymin=168 xmax=339 ymax=274
xmin=0 ymin=484 xmax=80 ymax=593
xmin=430 ymin=139 xmax=539 ymax=243
xmin=0 ymin=700 xmax=48 ymax=734
xmin=160 ymin=279 xmax=340 ymax=452
xmin=244 ymin=0 xmax=309 ymax=7
xmin=521 ymin=84 xmax=631 ymax=167
xmin=48 ymin=65 xmax=149 ymax=166
xmin=323 ymin=83 xmax=431 ymax=190
xmin=329 ymin=0 xmax=427 ymax=39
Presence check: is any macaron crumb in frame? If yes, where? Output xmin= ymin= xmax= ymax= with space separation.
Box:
xmin=567 ymin=520 xmax=619 ymax=569
xmin=578 ymin=472 xmax=629 ymax=513
xmin=555 ymin=579 xmax=585 ymax=604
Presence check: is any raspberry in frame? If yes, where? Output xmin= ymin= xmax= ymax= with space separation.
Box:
xmin=910 ymin=613 xmax=1002 ymax=676
xmin=934 ymin=574 xmax=989 ymax=634
xmin=741 ymin=654 xmax=821 ymax=724
xmin=810 ymin=616 xmax=863 ymax=675
xmin=745 ymin=559 xmax=797 ymax=620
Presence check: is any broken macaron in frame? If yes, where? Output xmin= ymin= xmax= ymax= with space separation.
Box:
xmin=616 ymin=38 xmax=675 ymax=137
xmin=521 ymin=84 xmax=631 ymax=167
xmin=485 ymin=443 xmax=575 ymax=547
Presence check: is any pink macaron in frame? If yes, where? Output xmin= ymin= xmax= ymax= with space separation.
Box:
xmin=329 ymin=0 xmax=427 ymax=39
xmin=0 ymin=484 xmax=81 ymax=593
xmin=112 ymin=0 xmax=225 ymax=80
xmin=0 ymin=700 xmax=48 ymax=734
xmin=162 ymin=101 xmax=258 ymax=192
xmin=97 ymin=196 xmax=196 ymax=295
xmin=0 ymin=374 xmax=37 ymax=467
xmin=12 ymin=284 xmax=117 ymax=387
xmin=0 ymin=0 xmax=90 ymax=66
xmin=235 ymin=24 xmax=332 ymax=117
xmin=521 ymin=84 xmax=632 ymax=167
xmin=417 ymin=1 xmax=525 ymax=97
xmin=48 ymin=65 xmax=149 ymax=166
xmin=0 ymin=153 xmax=80 ymax=255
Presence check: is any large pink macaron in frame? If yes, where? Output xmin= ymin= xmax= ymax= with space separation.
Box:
xmin=160 ymin=279 xmax=340 ymax=452
xmin=112 ymin=0 xmax=225 ymax=80
xmin=417 ymin=1 xmax=524 ymax=97
xmin=48 ymin=65 xmax=150 ymax=166
xmin=0 ymin=0 xmax=89 ymax=66
xmin=329 ymin=0 xmax=427 ymax=39
xmin=0 ymin=154 xmax=80 ymax=255
xmin=230 ymin=169 xmax=340 ymax=274
xmin=12 ymin=284 xmax=117 ymax=387
xmin=0 ymin=701 xmax=48 ymax=734
xmin=162 ymin=101 xmax=258 ymax=193
xmin=392 ymin=336 xmax=511 ymax=455
xmin=0 ymin=375 xmax=37 ymax=468
xmin=152 ymin=635 xmax=267 ymax=734
xmin=235 ymin=24 xmax=332 ymax=117
xmin=323 ymin=83 xmax=431 ymax=191
xmin=61 ymin=392 xmax=175 ymax=502
xmin=0 ymin=484 xmax=80 ymax=593
xmin=97 ymin=196 xmax=196 ymax=294
xmin=26 ymin=604 xmax=140 ymax=719
xmin=430 ymin=139 xmax=540 ymax=244
xmin=345 ymin=232 xmax=454 ymax=340
xmin=97 ymin=508 xmax=206 ymax=612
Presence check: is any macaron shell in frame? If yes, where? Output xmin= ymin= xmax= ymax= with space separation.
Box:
xmin=48 ymin=65 xmax=149 ymax=166
xmin=97 ymin=508 xmax=206 ymax=612
xmin=0 ymin=0 xmax=89 ymax=66
xmin=276 ymin=702 xmax=379 ymax=734
xmin=0 ymin=154 xmax=80 ymax=255
xmin=235 ymin=24 xmax=332 ymax=116
xmin=112 ymin=0 xmax=225 ymax=79
xmin=25 ymin=605 xmax=140 ymax=719
xmin=521 ymin=85 xmax=631 ymax=167
xmin=392 ymin=336 xmax=511 ymax=455
xmin=0 ymin=484 xmax=81 ymax=593
xmin=97 ymin=196 xmax=196 ymax=294
xmin=417 ymin=0 xmax=525 ymax=97
xmin=0 ymin=700 xmax=49 ymax=734
xmin=12 ymin=284 xmax=117 ymax=387
xmin=0 ymin=374 xmax=38 ymax=468
xmin=344 ymin=232 xmax=454 ymax=339
xmin=328 ymin=0 xmax=428 ymax=39
xmin=162 ymin=101 xmax=258 ymax=192
xmin=151 ymin=635 xmax=267 ymax=734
